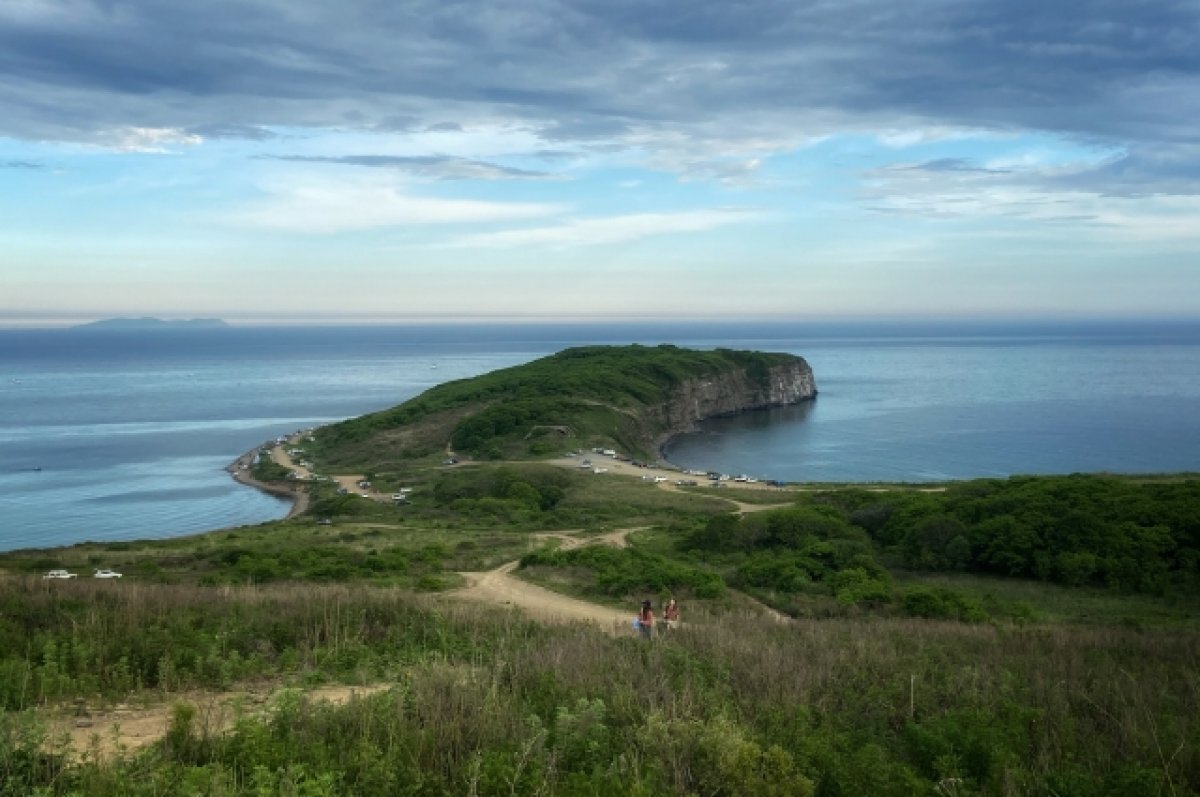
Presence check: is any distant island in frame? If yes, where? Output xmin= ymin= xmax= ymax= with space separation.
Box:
xmin=72 ymin=317 xmax=229 ymax=330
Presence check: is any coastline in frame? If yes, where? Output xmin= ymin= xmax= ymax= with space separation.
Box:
xmin=654 ymin=392 xmax=819 ymax=472
xmin=225 ymin=448 xmax=309 ymax=519
xmin=654 ymin=428 xmax=687 ymax=470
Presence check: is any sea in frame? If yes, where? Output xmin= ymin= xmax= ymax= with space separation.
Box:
xmin=2 ymin=320 xmax=1198 ymax=552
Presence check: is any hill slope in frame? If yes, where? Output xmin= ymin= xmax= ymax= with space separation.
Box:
xmin=315 ymin=344 xmax=815 ymax=468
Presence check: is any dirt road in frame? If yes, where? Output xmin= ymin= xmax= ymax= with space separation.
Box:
xmin=451 ymin=528 xmax=637 ymax=629
xmin=456 ymin=561 xmax=630 ymax=629
xmin=44 ymin=528 xmax=643 ymax=758
xmin=41 ymin=522 xmax=794 ymax=759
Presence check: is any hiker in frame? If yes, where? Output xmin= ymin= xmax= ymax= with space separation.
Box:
xmin=637 ymin=599 xmax=654 ymax=640
xmin=661 ymin=598 xmax=679 ymax=637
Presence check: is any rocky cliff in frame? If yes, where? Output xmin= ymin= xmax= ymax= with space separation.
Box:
xmin=646 ymin=359 xmax=817 ymax=451
xmin=317 ymin=344 xmax=818 ymax=465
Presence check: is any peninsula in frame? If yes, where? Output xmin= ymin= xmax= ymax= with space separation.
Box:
xmin=313 ymin=344 xmax=816 ymax=470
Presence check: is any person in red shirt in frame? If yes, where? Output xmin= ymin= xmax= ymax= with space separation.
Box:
xmin=637 ymin=599 xmax=654 ymax=640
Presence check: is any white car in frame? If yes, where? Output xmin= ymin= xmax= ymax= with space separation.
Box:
xmin=43 ymin=569 xmax=77 ymax=579
xmin=93 ymin=569 xmax=123 ymax=579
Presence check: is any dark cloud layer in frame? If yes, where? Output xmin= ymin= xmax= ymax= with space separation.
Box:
xmin=1 ymin=0 xmax=1198 ymax=192
xmin=895 ymin=159 xmax=1011 ymax=175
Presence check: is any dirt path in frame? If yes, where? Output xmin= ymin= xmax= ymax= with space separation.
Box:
xmin=270 ymin=443 xmax=313 ymax=480
xmin=453 ymin=525 xmax=793 ymax=632
xmin=451 ymin=528 xmax=637 ymax=629
xmin=48 ymin=683 xmax=390 ymax=761
xmin=455 ymin=561 xmax=630 ymax=629
xmin=41 ymin=524 xmax=785 ymax=759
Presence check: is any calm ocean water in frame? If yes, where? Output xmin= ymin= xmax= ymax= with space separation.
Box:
xmin=1 ymin=321 xmax=1198 ymax=551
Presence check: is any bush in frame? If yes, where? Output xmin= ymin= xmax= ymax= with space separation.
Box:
xmin=851 ymin=475 xmax=1200 ymax=594
xmin=521 ymin=545 xmax=726 ymax=599
xmin=900 ymin=586 xmax=987 ymax=622
xmin=829 ymin=568 xmax=892 ymax=607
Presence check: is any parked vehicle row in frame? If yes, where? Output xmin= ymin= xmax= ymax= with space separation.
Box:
xmin=43 ymin=569 xmax=123 ymax=579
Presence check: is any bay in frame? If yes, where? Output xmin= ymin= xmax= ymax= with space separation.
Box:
xmin=664 ymin=330 xmax=1200 ymax=482
xmin=1 ymin=320 xmax=1197 ymax=551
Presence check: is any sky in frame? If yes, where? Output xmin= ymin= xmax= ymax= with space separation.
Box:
xmin=1 ymin=0 xmax=1199 ymax=326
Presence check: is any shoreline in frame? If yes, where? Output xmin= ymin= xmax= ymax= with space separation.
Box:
xmin=225 ymin=448 xmax=309 ymax=519
xmin=654 ymin=427 xmax=691 ymax=470
xmin=653 ymin=394 xmax=819 ymax=475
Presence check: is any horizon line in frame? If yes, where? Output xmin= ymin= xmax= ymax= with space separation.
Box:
xmin=2 ymin=313 xmax=1200 ymax=331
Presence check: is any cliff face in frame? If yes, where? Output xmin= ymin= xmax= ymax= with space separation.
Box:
xmin=318 ymin=344 xmax=817 ymax=465
xmin=644 ymin=359 xmax=817 ymax=446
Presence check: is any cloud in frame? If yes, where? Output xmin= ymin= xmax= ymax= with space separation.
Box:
xmin=230 ymin=176 xmax=566 ymax=234
xmin=667 ymin=157 xmax=762 ymax=186
xmin=0 ymin=0 xmax=1198 ymax=193
xmin=186 ymin=122 xmax=276 ymax=141
xmin=892 ymin=158 xmax=1011 ymax=174
xmin=98 ymin=126 xmax=202 ymax=152
xmin=2 ymin=160 xmax=42 ymax=168
xmin=260 ymin=154 xmax=554 ymax=180
xmin=455 ymin=208 xmax=757 ymax=248
xmin=863 ymin=150 xmax=1200 ymax=239
xmin=864 ymin=154 xmax=1096 ymax=220
xmin=1049 ymin=144 xmax=1200 ymax=197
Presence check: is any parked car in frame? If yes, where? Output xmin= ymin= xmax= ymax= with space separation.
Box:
xmin=43 ymin=569 xmax=77 ymax=579
xmin=93 ymin=569 xmax=123 ymax=579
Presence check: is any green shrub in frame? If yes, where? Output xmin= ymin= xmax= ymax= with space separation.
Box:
xmin=901 ymin=586 xmax=987 ymax=622
xmin=521 ymin=545 xmax=725 ymax=599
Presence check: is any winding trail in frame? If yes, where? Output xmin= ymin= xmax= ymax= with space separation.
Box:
xmin=41 ymin=526 xmax=792 ymax=760
xmin=451 ymin=528 xmax=638 ymax=629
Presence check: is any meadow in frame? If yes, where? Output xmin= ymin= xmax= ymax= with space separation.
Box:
xmin=1 ymin=465 xmax=1198 ymax=795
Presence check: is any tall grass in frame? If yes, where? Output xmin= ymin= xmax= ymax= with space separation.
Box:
xmin=3 ymin=578 xmax=1197 ymax=794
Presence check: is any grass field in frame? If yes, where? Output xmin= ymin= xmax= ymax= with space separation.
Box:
xmin=3 ymin=464 xmax=1199 ymax=794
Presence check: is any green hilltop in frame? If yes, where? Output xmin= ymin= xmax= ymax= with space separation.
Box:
xmin=315 ymin=344 xmax=811 ymax=469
